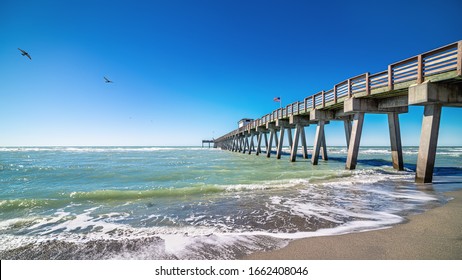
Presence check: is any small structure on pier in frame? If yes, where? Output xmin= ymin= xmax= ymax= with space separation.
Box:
xmin=238 ymin=118 xmax=254 ymax=128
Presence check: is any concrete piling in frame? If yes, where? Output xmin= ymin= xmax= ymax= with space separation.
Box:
xmin=345 ymin=112 xmax=364 ymax=170
xmin=312 ymin=120 xmax=326 ymax=165
xmin=415 ymin=104 xmax=442 ymax=183
xmin=388 ymin=112 xmax=404 ymax=171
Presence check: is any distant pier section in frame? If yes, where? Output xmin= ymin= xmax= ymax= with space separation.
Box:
xmin=201 ymin=140 xmax=215 ymax=148
xmin=213 ymin=40 xmax=462 ymax=183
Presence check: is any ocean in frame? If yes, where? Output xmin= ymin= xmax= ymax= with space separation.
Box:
xmin=1 ymin=146 xmax=461 ymax=259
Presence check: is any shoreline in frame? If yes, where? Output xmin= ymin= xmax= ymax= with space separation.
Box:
xmin=245 ymin=190 xmax=462 ymax=260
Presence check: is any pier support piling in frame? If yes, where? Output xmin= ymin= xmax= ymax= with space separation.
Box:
xmin=274 ymin=130 xmax=279 ymax=149
xmin=345 ymin=112 xmax=365 ymax=170
xmin=312 ymin=121 xmax=326 ymax=165
xmin=248 ymin=132 xmax=255 ymax=154
xmin=276 ymin=125 xmax=285 ymax=159
xmin=256 ymin=130 xmax=263 ymax=155
xmin=388 ymin=112 xmax=404 ymax=171
xmin=243 ymin=133 xmax=249 ymax=154
xmin=290 ymin=124 xmax=301 ymax=162
xmin=415 ymin=104 xmax=442 ymax=183
xmin=300 ymin=127 xmax=308 ymax=159
xmin=321 ymin=132 xmax=328 ymax=161
xmin=267 ymin=128 xmax=275 ymax=158
xmin=287 ymin=128 xmax=293 ymax=150
xmin=289 ymin=116 xmax=310 ymax=161
xmin=344 ymin=119 xmax=352 ymax=149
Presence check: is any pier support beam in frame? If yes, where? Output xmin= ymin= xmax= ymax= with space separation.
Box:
xmin=290 ymin=124 xmax=301 ymax=162
xmin=273 ymin=129 xmax=279 ymax=148
xmin=415 ymin=104 xmax=442 ymax=183
xmin=287 ymin=127 xmax=293 ymax=150
xmin=243 ymin=133 xmax=249 ymax=154
xmin=276 ymin=125 xmax=285 ymax=159
xmin=275 ymin=120 xmax=291 ymax=159
xmin=239 ymin=136 xmax=242 ymax=152
xmin=235 ymin=135 xmax=240 ymax=152
xmin=276 ymin=120 xmax=286 ymax=159
xmin=248 ymin=131 xmax=256 ymax=154
xmin=256 ymin=132 xmax=262 ymax=155
xmin=321 ymin=132 xmax=328 ymax=161
xmin=388 ymin=112 xmax=404 ymax=171
xmin=344 ymin=119 xmax=352 ymax=149
xmin=300 ymin=127 xmax=308 ymax=159
xmin=255 ymin=128 xmax=267 ymax=156
xmin=345 ymin=112 xmax=365 ymax=170
xmin=237 ymin=136 xmax=241 ymax=152
xmin=311 ymin=121 xmax=326 ymax=165
xmin=231 ymin=136 xmax=236 ymax=151
xmin=266 ymin=124 xmax=276 ymax=158
xmin=289 ymin=115 xmax=310 ymax=162
xmin=310 ymin=110 xmax=331 ymax=165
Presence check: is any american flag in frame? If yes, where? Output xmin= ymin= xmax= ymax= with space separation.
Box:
xmin=273 ymin=97 xmax=281 ymax=102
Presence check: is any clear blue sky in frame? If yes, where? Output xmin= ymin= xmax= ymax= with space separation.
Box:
xmin=1 ymin=0 xmax=461 ymax=146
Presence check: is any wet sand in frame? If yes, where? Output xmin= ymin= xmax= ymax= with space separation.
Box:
xmin=246 ymin=190 xmax=462 ymax=260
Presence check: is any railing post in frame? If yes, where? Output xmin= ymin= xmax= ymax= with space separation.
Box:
xmin=304 ymin=98 xmax=308 ymax=113
xmin=347 ymin=79 xmax=352 ymax=98
xmin=365 ymin=72 xmax=370 ymax=95
xmin=388 ymin=64 xmax=394 ymax=91
xmin=417 ymin=55 xmax=424 ymax=84
xmin=312 ymin=95 xmax=315 ymax=109
xmin=457 ymin=40 xmax=462 ymax=77
xmin=322 ymin=90 xmax=325 ymax=108
xmin=333 ymin=85 xmax=337 ymax=103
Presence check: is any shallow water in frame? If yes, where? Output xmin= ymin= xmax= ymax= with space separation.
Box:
xmin=0 ymin=146 xmax=461 ymax=259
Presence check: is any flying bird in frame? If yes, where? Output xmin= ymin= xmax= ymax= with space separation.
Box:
xmin=18 ymin=48 xmax=31 ymax=60
xmin=104 ymin=76 xmax=113 ymax=83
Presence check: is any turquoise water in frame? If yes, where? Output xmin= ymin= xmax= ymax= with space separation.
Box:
xmin=0 ymin=146 xmax=461 ymax=259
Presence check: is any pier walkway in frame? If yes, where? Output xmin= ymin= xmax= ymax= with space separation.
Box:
xmin=213 ymin=41 xmax=462 ymax=183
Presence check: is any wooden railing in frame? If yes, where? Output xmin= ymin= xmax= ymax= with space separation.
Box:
xmin=215 ymin=41 xmax=462 ymax=142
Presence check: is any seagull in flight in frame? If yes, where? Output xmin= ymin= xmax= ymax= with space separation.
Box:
xmin=104 ymin=76 xmax=113 ymax=83
xmin=18 ymin=48 xmax=31 ymax=60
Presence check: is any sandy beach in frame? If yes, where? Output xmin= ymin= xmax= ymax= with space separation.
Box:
xmin=246 ymin=190 xmax=462 ymax=260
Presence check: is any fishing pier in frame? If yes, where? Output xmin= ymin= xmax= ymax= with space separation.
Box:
xmin=213 ymin=41 xmax=462 ymax=183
